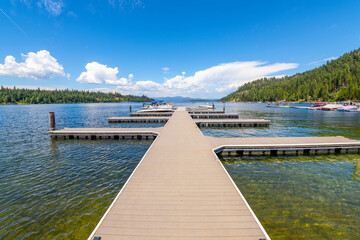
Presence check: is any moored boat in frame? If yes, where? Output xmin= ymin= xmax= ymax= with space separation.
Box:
xmin=319 ymin=104 xmax=344 ymax=111
xmin=308 ymin=102 xmax=325 ymax=110
xmin=138 ymin=101 xmax=174 ymax=112
xmin=198 ymin=103 xmax=215 ymax=109
xmin=337 ymin=105 xmax=359 ymax=112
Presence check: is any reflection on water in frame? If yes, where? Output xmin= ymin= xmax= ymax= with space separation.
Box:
xmin=0 ymin=102 xmax=359 ymax=239
xmin=222 ymin=155 xmax=360 ymax=239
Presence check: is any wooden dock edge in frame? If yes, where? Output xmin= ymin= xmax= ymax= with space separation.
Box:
xmin=214 ymin=142 xmax=360 ymax=156
xmin=50 ymin=130 xmax=160 ymax=140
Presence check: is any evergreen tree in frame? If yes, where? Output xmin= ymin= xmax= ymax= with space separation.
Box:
xmin=0 ymin=87 xmax=153 ymax=104
xmin=222 ymin=48 xmax=360 ymax=102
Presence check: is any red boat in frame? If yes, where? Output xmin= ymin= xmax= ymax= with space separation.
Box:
xmin=309 ymin=102 xmax=324 ymax=110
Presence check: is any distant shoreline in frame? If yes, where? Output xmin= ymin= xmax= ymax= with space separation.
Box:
xmin=0 ymin=101 xmax=146 ymax=105
xmin=222 ymin=100 xmax=359 ymax=104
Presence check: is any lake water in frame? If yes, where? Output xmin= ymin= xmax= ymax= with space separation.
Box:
xmin=0 ymin=102 xmax=359 ymax=239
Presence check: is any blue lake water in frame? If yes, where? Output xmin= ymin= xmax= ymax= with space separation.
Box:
xmin=0 ymin=102 xmax=359 ymax=239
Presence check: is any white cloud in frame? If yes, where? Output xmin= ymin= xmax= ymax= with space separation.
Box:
xmin=79 ymin=61 xmax=298 ymax=98
xmin=0 ymin=50 xmax=66 ymax=80
xmin=162 ymin=67 xmax=170 ymax=73
xmin=3 ymin=85 xmax=64 ymax=90
xmin=88 ymin=87 xmax=117 ymax=94
xmin=76 ymin=62 xmax=132 ymax=86
xmin=39 ymin=0 xmax=64 ymax=16
xmin=309 ymin=57 xmax=338 ymax=65
xmin=128 ymin=73 xmax=134 ymax=81
xmin=159 ymin=61 xmax=298 ymax=97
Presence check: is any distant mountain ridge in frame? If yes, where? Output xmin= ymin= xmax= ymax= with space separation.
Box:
xmin=221 ymin=48 xmax=360 ymax=102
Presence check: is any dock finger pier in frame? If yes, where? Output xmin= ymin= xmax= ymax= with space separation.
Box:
xmin=49 ymin=106 xmax=360 ymax=240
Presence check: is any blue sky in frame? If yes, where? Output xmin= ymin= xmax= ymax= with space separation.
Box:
xmin=0 ymin=0 xmax=360 ymax=98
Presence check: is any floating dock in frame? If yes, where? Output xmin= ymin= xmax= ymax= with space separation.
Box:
xmin=87 ymin=108 xmax=270 ymax=240
xmin=194 ymin=119 xmax=270 ymax=127
xmin=191 ymin=113 xmax=239 ymax=119
xmin=109 ymin=117 xmax=169 ymax=123
xmin=108 ymin=117 xmax=270 ymax=127
xmin=48 ymin=106 xmax=360 ymax=240
xmin=187 ymin=108 xmax=225 ymax=114
xmin=51 ymin=128 xmax=160 ymax=140
xmin=130 ymin=112 xmax=173 ymax=117
xmin=209 ymin=136 xmax=360 ymax=155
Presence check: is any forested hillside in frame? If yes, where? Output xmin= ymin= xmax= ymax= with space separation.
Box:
xmin=0 ymin=87 xmax=153 ymax=104
xmin=222 ymin=48 xmax=360 ymax=102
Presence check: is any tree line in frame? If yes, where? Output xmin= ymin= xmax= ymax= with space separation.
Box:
xmin=222 ymin=48 xmax=360 ymax=102
xmin=0 ymin=87 xmax=153 ymax=104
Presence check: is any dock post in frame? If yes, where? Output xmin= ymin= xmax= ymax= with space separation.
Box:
xmin=129 ymin=105 xmax=132 ymax=113
xmin=223 ymin=103 xmax=225 ymax=112
xmin=49 ymin=112 xmax=55 ymax=131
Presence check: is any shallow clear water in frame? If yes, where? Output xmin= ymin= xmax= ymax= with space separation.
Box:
xmin=0 ymin=102 xmax=359 ymax=239
xmin=0 ymin=103 xmax=153 ymax=239
xmin=222 ymin=155 xmax=360 ymax=239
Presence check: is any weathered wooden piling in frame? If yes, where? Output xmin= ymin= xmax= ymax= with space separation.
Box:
xmin=49 ymin=112 xmax=55 ymax=131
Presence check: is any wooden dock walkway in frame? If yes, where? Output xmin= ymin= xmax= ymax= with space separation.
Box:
xmin=51 ymin=128 xmax=161 ymax=140
xmin=209 ymin=136 xmax=360 ymax=155
xmin=48 ymin=106 xmax=360 ymax=239
xmin=88 ymin=107 xmax=270 ymax=240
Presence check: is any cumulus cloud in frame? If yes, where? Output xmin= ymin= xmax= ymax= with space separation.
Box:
xmin=159 ymin=61 xmax=298 ymax=97
xmin=76 ymin=62 xmax=132 ymax=86
xmin=38 ymin=0 xmax=64 ymax=16
xmin=79 ymin=61 xmax=298 ymax=98
xmin=0 ymin=50 xmax=66 ymax=80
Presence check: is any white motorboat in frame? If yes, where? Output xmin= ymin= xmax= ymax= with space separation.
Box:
xmin=337 ymin=105 xmax=359 ymax=112
xmin=198 ymin=103 xmax=214 ymax=109
xmin=137 ymin=108 xmax=174 ymax=113
xmin=138 ymin=102 xmax=174 ymax=112
xmin=319 ymin=104 xmax=344 ymax=111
